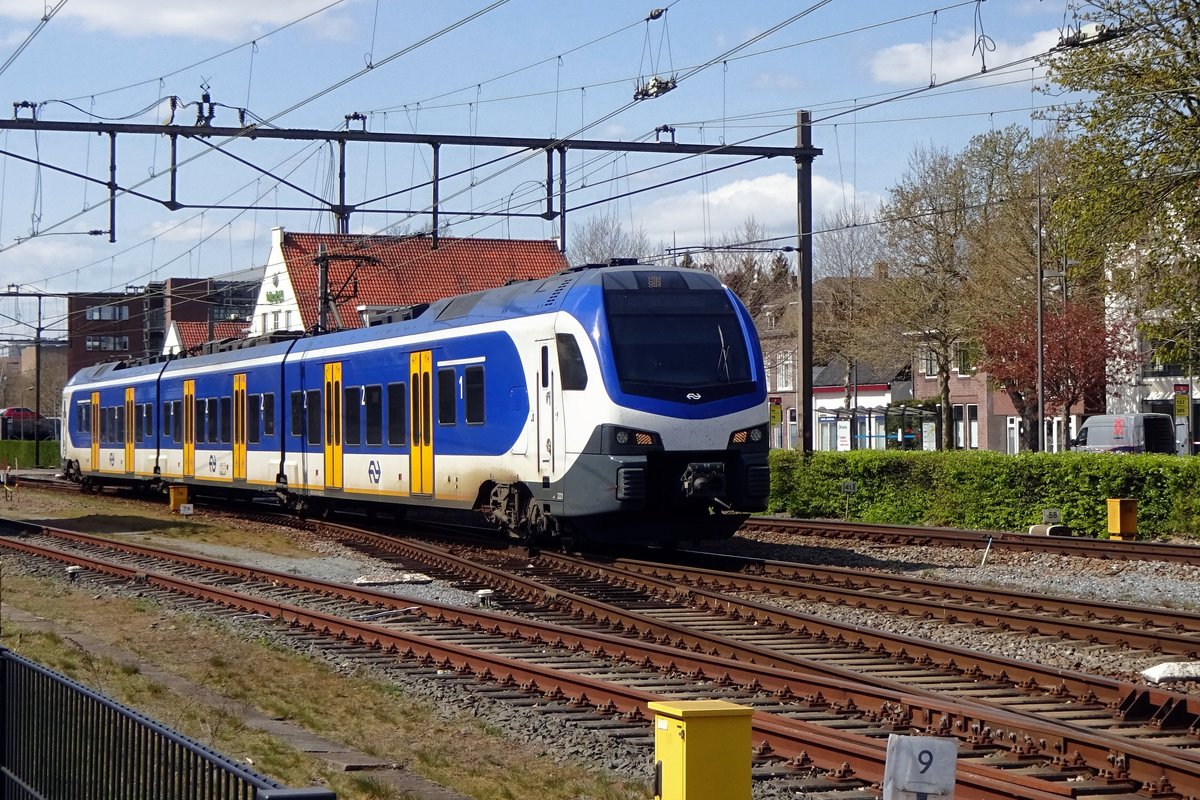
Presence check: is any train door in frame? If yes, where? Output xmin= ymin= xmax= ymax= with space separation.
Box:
xmin=124 ymin=388 xmax=135 ymax=474
xmin=89 ymin=392 xmax=99 ymax=471
xmin=323 ymin=362 xmax=342 ymax=490
xmin=183 ymin=380 xmax=195 ymax=478
xmin=536 ymin=339 xmax=556 ymax=475
xmin=233 ymin=373 xmax=247 ymax=481
xmin=409 ymin=351 xmax=433 ymax=496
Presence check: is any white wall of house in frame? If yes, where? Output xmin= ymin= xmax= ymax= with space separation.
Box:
xmin=247 ymin=227 xmax=303 ymax=337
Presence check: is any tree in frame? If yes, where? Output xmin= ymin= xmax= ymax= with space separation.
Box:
xmin=978 ymin=299 xmax=1137 ymax=451
xmin=877 ymin=143 xmax=975 ymax=450
xmin=567 ymin=212 xmax=651 ymax=265
xmin=812 ymin=204 xmax=891 ymax=413
xmin=1042 ymin=0 xmax=1200 ymax=365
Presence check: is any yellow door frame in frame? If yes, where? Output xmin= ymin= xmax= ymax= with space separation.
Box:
xmin=124 ymin=388 xmax=135 ymax=474
xmin=183 ymin=380 xmax=195 ymax=478
xmin=233 ymin=373 xmax=247 ymax=481
xmin=409 ymin=351 xmax=433 ymax=496
xmin=90 ymin=392 xmax=100 ymax=472
xmin=323 ymin=362 xmax=343 ymax=490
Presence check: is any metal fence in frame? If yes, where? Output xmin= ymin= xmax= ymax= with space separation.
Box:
xmin=0 ymin=647 xmax=335 ymax=799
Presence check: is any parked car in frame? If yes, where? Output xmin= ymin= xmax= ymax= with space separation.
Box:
xmin=0 ymin=407 xmax=39 ymax=420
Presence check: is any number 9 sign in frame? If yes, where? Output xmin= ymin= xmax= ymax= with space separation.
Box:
xmin=882 ymin=734 xmax=957 ymax=800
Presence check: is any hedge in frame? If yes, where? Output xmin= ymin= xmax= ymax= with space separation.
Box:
xmin=0 ymin=440 xmax=60 ymax=470
xmin=768 ymin=449 xmax=1200 ymax=539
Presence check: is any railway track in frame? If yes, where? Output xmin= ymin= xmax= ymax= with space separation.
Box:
xmin=621 ymin=549 xmax=1200 ymax=659
xmin=3 ymin=518 xmax=1198 ymax=799
xmin=742 ymin=517 xmax=1200 ymax=565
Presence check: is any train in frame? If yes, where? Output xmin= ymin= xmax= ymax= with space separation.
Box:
xmin=60 ymin=260 xmax=770 ymax=547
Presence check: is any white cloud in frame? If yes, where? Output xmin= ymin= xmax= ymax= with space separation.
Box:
xmin=638 ymin=171 xmax=880 ymax=248
xmin=869 ymin=28 xmax=1059 ymax=87
xmin=0 ymin=0 xmax=353 ymax=41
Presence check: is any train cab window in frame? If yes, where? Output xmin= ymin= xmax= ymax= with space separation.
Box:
xmin=464 ymin=366 xmax=484 ymax=424
xmin=75 ymin=403 xmax=84 ymax=433
xmin=437 ymin=369 xmax=456 ymax=424
xmin=219 ymin=396 xmax=231 ymax=443
xmin=387 ymin=382 xmax=406 ymax=445
xmin=364 ymin=384 xmax=383 ymax=445
xmin=172 ymin=400 xmax=182 ymax=441
xmin=343 ymin=386 xmax=362 ymax=446
xmin=556 ymin=334 xmax=588 ymax=390
xmin=195 ymin=399 xmax=207 ymax=443
xmin=83 ymin=404 xmax=91 ymax=436
xmin=248 ymin=394 xmax=261 ymax=444
xmin=262 ymin=393 xmax=275 ymax=437
xmin=290 ymin=391 xmax=304 ymax=437
xmin=540 ymin=346 xmax=549 ymax=388
xmin=305 ymin=389 xmax=321 ymax=446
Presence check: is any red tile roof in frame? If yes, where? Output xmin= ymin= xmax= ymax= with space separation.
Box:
xmin=175 ymin=320 xmax=246 ymax=351
xmin=281 ymin=233 xmax=568 ymax=330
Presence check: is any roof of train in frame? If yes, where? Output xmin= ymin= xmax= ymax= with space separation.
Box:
xmin=66 ymin=262 xmax=727 ymax=387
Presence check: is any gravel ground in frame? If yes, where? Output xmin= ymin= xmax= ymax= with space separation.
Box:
xmin=7 ymin=494 xmax=1200 ymax=799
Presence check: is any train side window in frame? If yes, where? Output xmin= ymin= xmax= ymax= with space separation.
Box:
xmin=83 ymin=404 xmax=91 ymax=436
xmin=343 ymin=386 xmax=362 ymax=446
xmin=144 ymin=403 xmax=154 ymax=439
xmin=195 ymin=398 xmax=207 ymax=443
xmin=364 ymin=384 xmax=382 ymax=445
xmin=219 ymin=397 xmax=232 ymax=443
xmin=100 ymin=406 xmax=109 ymax=441
xmin=134 ymin=405 xmax=145 ymax=443
xmin=207 ymin=399 xmax=219 ymax=443
xmin=387 ymin=382 xmax=406 ymax=445
xmin=75 ymin=403 xmax=84 ymax=433
xmin=247 ymin=394 xmax=261 ymax=445
xmin=437 ymin=368 xmax=456 ymax=424
xmin=162 ymin=402 xmax=172 ymax=441
xmin=172 ymin=400 xmax=182 ymax=441
xmin=262 ymin=393 xmax=275 ymax=437
xmin=290 ymin=391 xmax=304 ymax=437
xmin=541 ymin=346 xmax=549 ymax=388
xmin=556 ymin=334 xmax=588 ymax=390
xmin=116 ymin=406 xmax=125 ymax=443
xmin=305 ymin=389 xmax=321 ymax=446
xmin=465 ymin=366 xmax=484 ymax=424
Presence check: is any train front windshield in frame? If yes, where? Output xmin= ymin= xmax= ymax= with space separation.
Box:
xmin=603 ymin=270 xmax=754 ymax=401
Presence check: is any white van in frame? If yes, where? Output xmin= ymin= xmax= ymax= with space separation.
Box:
xmin=1071 ymin=413 xmax=1179 ymax=454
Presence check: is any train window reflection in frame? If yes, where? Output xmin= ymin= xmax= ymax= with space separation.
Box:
xmin=365 ymin=384 xmax=383 ymax=445
xmin=465 ymin=366 xmax=484 ymax=424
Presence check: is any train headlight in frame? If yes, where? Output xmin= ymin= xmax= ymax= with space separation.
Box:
xmin=729 ymin=424 xmax=768 ymax=448
xmin=607 ymin=425 xmax=661 ymax=452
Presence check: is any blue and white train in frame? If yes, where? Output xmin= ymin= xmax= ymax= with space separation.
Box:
xmin=60 ymin=261 xmax=770 ymax=547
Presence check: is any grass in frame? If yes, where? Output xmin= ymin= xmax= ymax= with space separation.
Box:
xmin=1 ymin=487 xmax=651 ymax=800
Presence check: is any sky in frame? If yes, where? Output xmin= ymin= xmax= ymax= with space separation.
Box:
xmin=0 ymin=0 xmax=1077 ymax=340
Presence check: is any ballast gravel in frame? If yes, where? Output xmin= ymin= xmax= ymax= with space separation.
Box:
xmin=8 ymin=514 xmax=1200 ymax=800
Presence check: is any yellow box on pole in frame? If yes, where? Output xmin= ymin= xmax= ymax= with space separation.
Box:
xmin=168 ymin=484 xmax=189 ymax=513
xmin=647 ymin=699 xmax=753 ymax=800
xmin=1107 ymin=497 xmax=1137 ymax=540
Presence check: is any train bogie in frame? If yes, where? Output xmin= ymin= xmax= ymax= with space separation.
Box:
xmin=61 ymin=262 xmax=770 ymax=547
